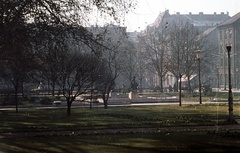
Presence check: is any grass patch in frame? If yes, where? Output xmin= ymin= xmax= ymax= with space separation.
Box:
xmin=1 ymin=104 xmax=240 ymax=152
xmin=138 ymin=91 xmax=240 ymax=102
xmin=1 ymin=132 xmax=240 ymax=153
xmin=1 ymin=104 xmax=240 ymax=132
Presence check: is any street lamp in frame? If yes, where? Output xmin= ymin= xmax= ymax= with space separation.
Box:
xmin=236 ymin=68 xmax=238 ymax=89
xmin=226 ymin=46 xmax=236 ymax=123
xmin=217 ymin=65 xmax=220 ymax=90
xmin=195 ymin=50 xmax=202 ymax=104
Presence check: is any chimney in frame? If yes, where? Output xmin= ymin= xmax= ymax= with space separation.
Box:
xmin=165 ymin=9 xmax=169 ymax=14
xmin=199 ymin=12 xmax=203 ymax=15
xmin=176 ymin=12 xmax=180 ymax=15
xmin=189 ymin=12 xmax=192 ymax=15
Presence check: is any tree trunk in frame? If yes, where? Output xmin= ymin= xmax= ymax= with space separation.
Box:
xmin=51 ymin=81 xmax=55 ymax=96
xmin=102 ymin=92 xmax=108 ymax=109
xmin=179 ymin=75 xmax=182 ymax=106
xmin=13 ymin=80 xmax=19 ymax=113
xmin=160 ymin=76 xmax=163 ymax=93
xmin=175 ymin=75 xmax=179 ymax=92
xmin=103 ymin=99 xmax=108 ymax=109
xmin=139 ymin=78 xmax=143 ymax=93
xmin=187 ymin=76 xmax=191 ymax=93
xmin=21 ymin=82 xmax=24 ymax=97
xmin=15 ymin=86 xmax=18 ymax=113
xmin=67 ymin=101 xmax=72 ymax=116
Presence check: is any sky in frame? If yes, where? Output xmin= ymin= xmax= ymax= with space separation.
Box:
xmin=125 ymin=0 xmax=240 ymax=32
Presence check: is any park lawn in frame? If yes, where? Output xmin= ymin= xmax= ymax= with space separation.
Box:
xmin=1 ymin=104 xmax=240 ymax=152
xmin=1 ymin=131 xmax=240 ymax=153
xmin=141 ymin=91 xmax=240 ymax=102
xmin=1 ymin=104 xmax=240 ymax=132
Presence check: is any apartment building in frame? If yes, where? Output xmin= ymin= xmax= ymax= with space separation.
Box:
xmin=217 ymin=12 xmax=240 ymax=89
xmin=142 ymin=10 xmax=231 ymax=91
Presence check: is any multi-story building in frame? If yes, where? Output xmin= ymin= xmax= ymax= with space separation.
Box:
xmin=217 ymin=12 xmax=240 ymax=90
xmin=141 ymin=10 xmax=231 ymax=91
xmin=147 ymin=10 xmax=230 ymax=33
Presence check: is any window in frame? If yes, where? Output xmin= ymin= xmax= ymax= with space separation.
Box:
xmin=229 ymin=29 xmax=232 ymax=39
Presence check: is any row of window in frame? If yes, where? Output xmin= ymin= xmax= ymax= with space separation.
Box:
xmin=219 ymin=29 xmax=233 ymax=40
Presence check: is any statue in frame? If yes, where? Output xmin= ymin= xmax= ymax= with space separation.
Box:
xmin=131 ymin=76 xmax=138 ymax=91
xmin=129 ymin=76 xmax=138 ymax=99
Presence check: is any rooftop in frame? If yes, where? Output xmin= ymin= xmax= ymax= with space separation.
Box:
xmin=218 ymin=12 xmax=240 ymax=27
xmin=149 ymin=10 xmax=231 ymax=29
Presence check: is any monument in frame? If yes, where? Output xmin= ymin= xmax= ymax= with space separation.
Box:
xmin=129 ymin=76 xmax=138 ymax=99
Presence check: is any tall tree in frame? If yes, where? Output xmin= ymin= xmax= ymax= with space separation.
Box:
xmin=0 ymin=1 xmax=38 ymax=112
xmin=92 ymin=24 xmax=127 ymax=108
xmin=168 ymin=22 xmax=202 ymax=93
xmin=121 ymin=41 xmax=138 ymax=89
xmin=144 ymin=26 xmax=169 ymax=93
xmin=95 ymin=62 xmax=115 ymax=109
xmin=135 ymin=34 xmax=148 ymax=91
xmin=57 ymin=51 xmax=102 ymax=116
xmin=166 ymin=21 xmax=207 ymax=105
xmin=0 ymin=0 xmax=136 ymax=113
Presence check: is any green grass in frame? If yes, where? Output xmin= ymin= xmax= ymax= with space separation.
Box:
xmin=1 ymin=104 xmax=240 ymax=152
xmin=1 ymin=131 xmax=240 ymax=152
xmin=138 ymin=91 xmax=240 ymax=102
xmin=1 ymin=104 xmax=238 ymax=132
xmin=2 ymin=104 xmax=240 ymax=130
xmin=182 ymin=91 xmax=240 ymax=101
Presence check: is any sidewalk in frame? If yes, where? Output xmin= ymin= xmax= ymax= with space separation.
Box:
xmin=108 ymin=96 xmax=234 ymax=105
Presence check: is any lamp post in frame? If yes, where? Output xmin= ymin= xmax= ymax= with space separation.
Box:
xmin=236 ymin=68 xmax=238 ymax=89
xmin=195 ymin=50 xmax=202 ymax=104
xmin=226 ymin=46 xmax=235 ymax=123
xmin=217 ymin=65 xmax=220 ymax=90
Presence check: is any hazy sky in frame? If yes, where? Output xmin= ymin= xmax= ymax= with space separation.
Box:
xmin=125 ymin=0 xmax=240 ymax=31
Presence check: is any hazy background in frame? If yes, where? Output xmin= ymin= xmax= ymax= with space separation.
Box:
xmin=125 ymin=0 xmax=240 ymax=31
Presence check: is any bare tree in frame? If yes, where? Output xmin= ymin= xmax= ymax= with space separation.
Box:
xmin=0 ymin=0 xmax=136 ymax=112
xmin=169 ymin=22 xmax=202 ymax=93
xmin=56 ymin=51 xmax=102 ymax=116
xmin=0 ymin=2 xmax=38 ymax=112
xmin=95 ymin=62 xmax=115 ymax=109
xmin=120 ymin=41 xmax=139 ymax=90
xmin=167 ymin=22 xmax=206 ymax=105
xmin=31 ymin=25 xmax=64 ymax=96
xmin=144 ymin=26 xmax=169 ymax=93
xmin=135 ymin=35 xmax=149 ymax=91
xmin=0 ymin=52 xmax=37 ymax=113
xmin=90 ymin=24 xmax=127 ymax=108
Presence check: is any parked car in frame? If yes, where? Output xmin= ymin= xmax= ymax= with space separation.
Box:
xmin=53 ymin=101 xmax=61 ymax=106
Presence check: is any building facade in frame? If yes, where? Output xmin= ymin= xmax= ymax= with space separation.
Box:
xmin=141 ymin=10 xmax=231 ymax=91
xmin=217 ymin=12 xmax=240 ymax=90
